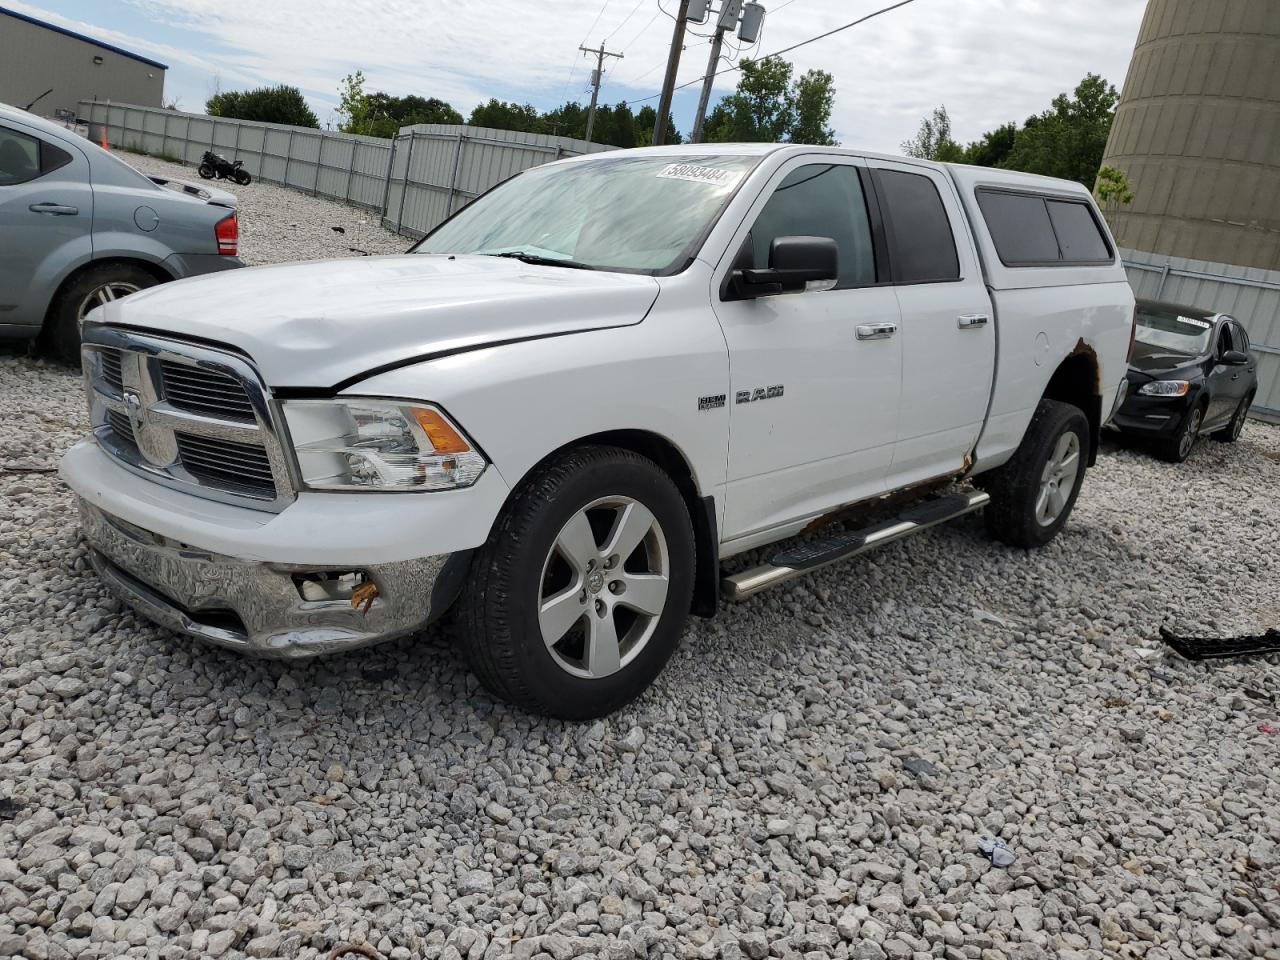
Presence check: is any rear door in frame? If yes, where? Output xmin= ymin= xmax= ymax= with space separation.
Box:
xmin=867 ymin=160 xmax=995 ymax=487
xmin=0 ymin=121 xmax=93 ymax=329
xmin=711 ymin=155 xmax=902 ymax=544
xmin=1206 ymin=320 xmax=1241 ymax=426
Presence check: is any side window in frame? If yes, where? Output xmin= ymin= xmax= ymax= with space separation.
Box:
xmin=874 ymin=169 xmax=960 ymax=283
xmin=0 ymin=127 xmax=72 ymax=186
xmin=0 ymin=126 xmax=40 ymax=186
xmin=1046 ymin=199 xmax=1111 ymax=262
xmin=1216 ymin=323 xmax=1234 ymax=358
xmin=1235 ymin=323 xmax=1250 ymax=353
xmin=749 ymin=164 xmax=876 ymax=289
xmin=977 ymin=191 xmax=1060 ymax=265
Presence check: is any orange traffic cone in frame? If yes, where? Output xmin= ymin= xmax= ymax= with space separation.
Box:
xmin=100 ymin=127 xmax=109 ymax=150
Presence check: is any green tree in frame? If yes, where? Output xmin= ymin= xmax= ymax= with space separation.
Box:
xmin=335 ymin=71 xmax=374 ymax=134
xmin=1000 ymin=73 xmax=1119 ymax=186
xmin=901 ymin=105 xmax=963 ymax=161
xmin=1094 ymin=165 xmax=1134 ymax=210
xmin=703 ymin=56 xmax=835 ymax=145
xmin=962 ymin=122 xmax=1017 ymax=167
xmin=468 ymin=99 xmax=544 ymax=134
xmin=334 ymin=73 xmax=464 ymax=137
xmin=206 ymin=85 xmax=318 ymax=127
xmin=634 ymin=106 xmax=682 ymax=145
xmin=789 ymin=69 xmax=838 ymax=146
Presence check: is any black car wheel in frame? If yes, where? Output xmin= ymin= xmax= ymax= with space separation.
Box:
xmin=1212 ymin=394 xmax=1252 ymax=443
xmin=1157 ymin=402 xmax=1205 ymax=463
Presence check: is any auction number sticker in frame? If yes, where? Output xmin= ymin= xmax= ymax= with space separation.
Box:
xmin=658 ymin=162 xmax=737 ymax=185
xmin=1176 ymin=316 xmax=1211 ymax=329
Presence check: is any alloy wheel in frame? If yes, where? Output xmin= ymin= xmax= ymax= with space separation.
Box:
xmin=1179 ymin=407 xmax=1203 ymax=459
xmin=537 ymin=496 xmax=670 ymax=679
xmin=1230 ymin=402 xmax=1247 ymax=440
xmin=1035 ymin=431 xmax=1081 ymax=527
xmin=78 ymin=281 xmax=141 ymax=323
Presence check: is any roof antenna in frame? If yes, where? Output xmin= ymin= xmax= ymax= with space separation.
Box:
xmin=23 ymin=89 xmax=53 ymax=112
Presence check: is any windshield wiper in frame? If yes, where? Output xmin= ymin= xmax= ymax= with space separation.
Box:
xmin=483 ymin=251 xmax=596 ymax=271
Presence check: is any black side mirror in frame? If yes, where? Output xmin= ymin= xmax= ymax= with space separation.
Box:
xmin=1221 ymin=349 xmax=1249 ymax=366
xmin=729 ymin=236 xmax=839 ymax=299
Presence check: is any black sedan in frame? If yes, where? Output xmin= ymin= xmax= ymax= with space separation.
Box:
xmin=1110 ymin=300 xmax=1257 ymax=462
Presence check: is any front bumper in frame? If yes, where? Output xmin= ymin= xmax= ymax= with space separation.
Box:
xmin=1109 ymin=390 xmax=1194 ymax=437
xmin=80 ymin=499 xmax=453 ymax=657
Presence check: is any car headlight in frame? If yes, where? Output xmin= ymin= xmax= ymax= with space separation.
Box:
xmin=1138 ymin=380 xmax=1190 ymax=397
xmin=281 ymin=399 xmax=486 ymax=491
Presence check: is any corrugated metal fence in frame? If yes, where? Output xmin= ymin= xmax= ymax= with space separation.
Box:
xmin=77 ymin=101 xmax=609 ymax=239
xmin=1121 ymin=247 xmax=1280 ymax=422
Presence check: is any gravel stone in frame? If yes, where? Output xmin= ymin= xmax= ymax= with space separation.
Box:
xmin=2 ymin=161 xmax=1278 ymax=960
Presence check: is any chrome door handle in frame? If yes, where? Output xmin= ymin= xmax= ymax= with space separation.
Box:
xmin=958 ymin=314 xmax=989 ymax=329
xmin=856 ymin=321 xmax=897 ymax=341
xmin=29 ymin=202 xmax=79 ymax=216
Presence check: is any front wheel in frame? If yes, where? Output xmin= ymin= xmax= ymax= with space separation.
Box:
xmin=1156 ymin=402 xmax=1204 ymax=463
xmin=197 ymin=163 xmax=215 ymax=179
xmin=456 ymin=446 xmax=695 ymax=720
xmin=233 ymin=168 xmax=251 ymax=186
xmin=978 ymin=399 xmax=1090 ymax=549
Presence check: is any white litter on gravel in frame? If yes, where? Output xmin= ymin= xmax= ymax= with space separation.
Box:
xmin=1 ymin=172 xmax=1278 ymax=960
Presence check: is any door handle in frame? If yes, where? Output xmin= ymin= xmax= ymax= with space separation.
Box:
xmin=958 ymin=314 xmax=989 ymax=329
xmin=856 ymin=322 xmax=898 ymax=341
xmin=29 ymin=202 xmax=79 ymax=216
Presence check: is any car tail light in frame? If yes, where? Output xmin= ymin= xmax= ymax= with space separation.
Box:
xmin=1127 ymin=304 xmax=1138 ymax=360
xmin=215 ymin=213 xmax=238 ymax=256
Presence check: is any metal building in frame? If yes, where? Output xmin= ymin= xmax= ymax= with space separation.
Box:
xmin=0 ymin=6 xmax=166 ymax=117
xmin=1101 ymin=0 xmax=1280 ymax=420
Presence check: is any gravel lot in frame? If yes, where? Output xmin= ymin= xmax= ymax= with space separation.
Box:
xmin=2 ymin=169 xmax=1279 ymax=960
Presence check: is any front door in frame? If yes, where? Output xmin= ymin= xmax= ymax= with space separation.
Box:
xmin=0 ymin=121 xmax=92 ymax=330
xmin=711 ymin=156 xmax=902 ymax=544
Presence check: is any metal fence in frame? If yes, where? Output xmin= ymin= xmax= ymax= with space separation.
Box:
xmin=1121 ymin=247 xmax=1280 ymax=422
xmin=76 ymin=101 xmax=609 ymax=239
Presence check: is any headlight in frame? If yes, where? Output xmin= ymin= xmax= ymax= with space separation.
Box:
xmin=1138 ymin=380 xmax=1190 ymax=397
xmin=282 ymin=399 xmax=486 ymax=491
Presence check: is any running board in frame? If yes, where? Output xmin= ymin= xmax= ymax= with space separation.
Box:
xmin=722 ymin=490 xmax=990 ymax=601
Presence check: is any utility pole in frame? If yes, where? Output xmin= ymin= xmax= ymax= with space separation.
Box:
xmin=580 ymin=42 xmax=624 ymax=143
xmin=653 ymin=0 xmax=693 ymax=146
xmin=691 ymin=1 xmax=765 ymax=144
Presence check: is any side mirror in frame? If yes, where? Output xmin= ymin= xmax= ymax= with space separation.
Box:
xmin=730 ymin=236 xmax=839 ymax=299
xmin=1221 ymin=349 xmax=1249 ymax=366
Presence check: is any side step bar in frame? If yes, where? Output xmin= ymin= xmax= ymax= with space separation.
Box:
xmin=722 ymin=490 xmax=990 ymax=601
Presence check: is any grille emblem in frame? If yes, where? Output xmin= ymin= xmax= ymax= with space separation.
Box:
xmin=119 ymin=352 xmax=178 ymax=467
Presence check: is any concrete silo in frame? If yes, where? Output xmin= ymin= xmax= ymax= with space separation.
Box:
xmin=1101 ymin=0 xmax=1280 ymax=419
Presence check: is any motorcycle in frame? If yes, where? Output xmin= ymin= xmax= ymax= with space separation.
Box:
xmin=197 ymin=150 xmax=252 ymax=186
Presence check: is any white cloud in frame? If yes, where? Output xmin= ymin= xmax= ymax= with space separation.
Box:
xmin=21 ymin=0 xmax=1148 ymax=150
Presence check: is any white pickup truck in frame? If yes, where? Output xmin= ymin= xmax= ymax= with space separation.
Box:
xmin=61 ymin=144 xmax=1134 ymax=718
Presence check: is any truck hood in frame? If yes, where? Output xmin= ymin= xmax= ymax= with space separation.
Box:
xmin=95 ymin=254 xmax=660 ymax=388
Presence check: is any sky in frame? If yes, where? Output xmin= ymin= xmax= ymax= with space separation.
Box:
xmin=9 ymin=0 xmax=1149 ymax=152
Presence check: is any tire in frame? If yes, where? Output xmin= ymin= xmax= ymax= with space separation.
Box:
xmin=1156 ymin=401 xmax=1205 ymax=463
xmin=45 ymin=263 xmax=158 ymax=365
xmin=979 ymin=399 xmax=1090 ymax=549
xmin=233 ymin=168 xmax=251 ymax=186
xmin=456 ymin=445 xmax=696 ymax=720
xmin=1212 ymin=394 xmax=1252 ymax=443
xmin=197 ymin=163 xmax=215 ymax=179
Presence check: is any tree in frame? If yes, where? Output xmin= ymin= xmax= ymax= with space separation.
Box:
xmin=207 ymin=85 xmax=319 ymax=127
xmin=790 ymin=70 xmax=838 ymax=146
xmin=902 ymin=105 xmax=963 ymax=161
xmin=335 ymin=72 xmax=464 ymax=137
xmin=702 ymin=56 xmax=836 ymax=145
xmin=336 ymin=71 xmax=375 ymax=134
xmin=1094 ymin=165 xmax=1134 ymax=210
xmin=962 ymin=122 xmax=1017 ymax=167
xmin=634 ymin=106 xmax=682 ymax=146
xmin=468 ymin=99 xmax=544 ymax=134
xmin=1000 ymin=73 xmax=1119 ymax=186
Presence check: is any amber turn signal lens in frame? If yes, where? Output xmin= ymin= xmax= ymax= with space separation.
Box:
xmin=411 ymin=407 xmax=471 ymax=454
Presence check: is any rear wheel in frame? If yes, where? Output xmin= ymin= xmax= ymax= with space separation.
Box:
xmin=1212 ymin=394 xmax=1252 ymax=443
xmin=233 ymin=168 xmax=251 ymax=186
xmin=979 ymin=399 xmax=1090 ymax=549
xmin=45 ymin=263 xmax=157 ymax=365
xmin=1157 ymin=402 xmax=1204 ymax=463
xmin=456 ymin=446 xmax=695 ymax=720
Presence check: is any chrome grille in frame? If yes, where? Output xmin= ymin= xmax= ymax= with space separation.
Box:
xmin=160 ymin=360 xmax=256 ymax=422
xmin=176 ymin=433 xmax=277 ymax=498
xmin=101 ymin=348 xmax=124 ymax=391
xmin=82 ymin=329 xmax=295 ymax=512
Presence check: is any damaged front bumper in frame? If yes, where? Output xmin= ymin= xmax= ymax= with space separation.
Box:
xmin=80 ymin=499 xmax=456 ymax=657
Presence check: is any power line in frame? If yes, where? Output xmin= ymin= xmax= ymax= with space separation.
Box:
xmin=628 ymin=0 xmax=920 ymax=105
xmin=558 ymin=0 xmax=618 ymax=105
xmin=606 ymin=0 xmax=649 ymax=42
